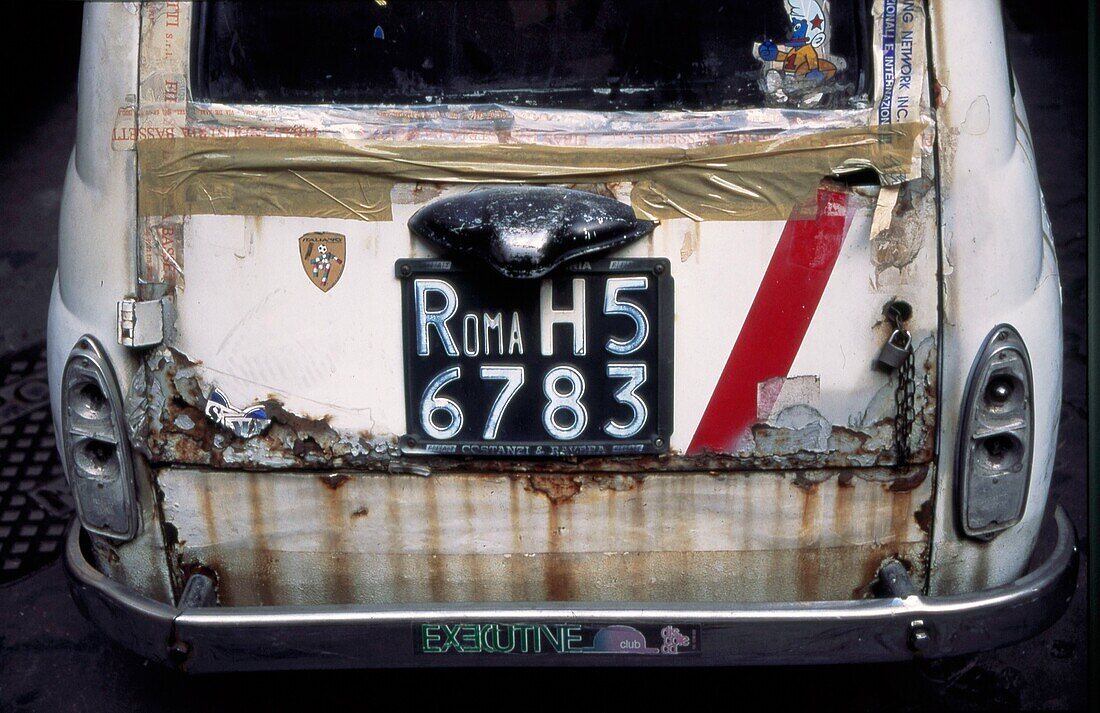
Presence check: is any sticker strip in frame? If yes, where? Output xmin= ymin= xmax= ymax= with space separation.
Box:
xmin=415 ymin=622 xmax=701 ymax=656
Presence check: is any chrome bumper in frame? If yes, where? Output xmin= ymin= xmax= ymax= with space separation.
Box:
xmin=64 ymin=507 xmax=1078 ymax=672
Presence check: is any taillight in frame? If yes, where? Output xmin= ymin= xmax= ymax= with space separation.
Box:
xmin=956 ymin=325 xmax=1034 ymax=539
xmin=60 ymin=336 xmax=138 ymax=541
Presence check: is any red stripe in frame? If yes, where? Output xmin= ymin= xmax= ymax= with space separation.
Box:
xmin=687 ymin=187 xmax=856 ymax=454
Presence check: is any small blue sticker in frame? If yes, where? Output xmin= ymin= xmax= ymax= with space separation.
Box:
xmin=373 ymin=25 xmax=385 ymax=40
xmin=203 ymin=387 xmax=272 ymax=439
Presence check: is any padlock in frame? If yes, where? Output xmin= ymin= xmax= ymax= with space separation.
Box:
xmin=877 ymin=329 xmax=912 ymax=370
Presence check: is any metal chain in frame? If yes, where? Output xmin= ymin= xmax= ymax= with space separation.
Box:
xmin=893 ymin=334 xmax=917 ymax=465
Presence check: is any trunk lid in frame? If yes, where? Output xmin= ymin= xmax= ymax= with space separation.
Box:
xmin=131 ymin=0 xmax=939 ymax=606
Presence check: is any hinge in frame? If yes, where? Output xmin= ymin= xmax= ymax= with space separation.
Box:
xmin=117 ymin=297 xmax=166 ymax=347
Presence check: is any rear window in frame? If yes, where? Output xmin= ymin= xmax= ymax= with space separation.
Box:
xmin=192 ymin=0 xmax=869 ymax=111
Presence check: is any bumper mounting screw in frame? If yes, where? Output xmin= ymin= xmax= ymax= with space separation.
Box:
xmin=908 ymin=619 xmax=932 ymax=653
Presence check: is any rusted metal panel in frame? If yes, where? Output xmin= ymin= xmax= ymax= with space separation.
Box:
xmin=133 ymin=327 xmax=937 ymax=473
xmin=158 ymin=467 xmax=932 ymax=606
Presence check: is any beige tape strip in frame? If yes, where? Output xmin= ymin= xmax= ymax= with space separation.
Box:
xmin=136 ymin=121 xmax=925 ymax=222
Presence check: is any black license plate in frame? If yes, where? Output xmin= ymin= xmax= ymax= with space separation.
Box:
xmin=397 ymin=258 xmax=673 ymax=457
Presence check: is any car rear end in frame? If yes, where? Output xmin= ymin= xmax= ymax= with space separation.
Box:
xmin=51 ymin=0 xmax=1076 ymax=670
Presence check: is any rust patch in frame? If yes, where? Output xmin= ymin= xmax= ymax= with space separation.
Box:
xmin=889 ymin=489 xmax=914 ymax=545
xmin=177 ymin=560 xmax=220 ymax=592
xmin=915 ymin=541 xmax=931 ymax=592
xmin=914 ymin=499 xmax=934 ymax=534
xmin=92 ymin=540 xmax=122 ymax=566
xmin=792 ymin=472 xmax=825 ymax=492
xmin=796 ymin=485 xmax=822 ymax=600
xmin=592 ymin=473 xmax=642 ymax=492
xmin=143 ymin=348 xmax=383 ymax=471
xmin=850 ymin=546 xmax=898 ymax=599
xmin=507 ymin=477 xmax=525 ymax=600
xmin=424 ymin=479 xmax=445 ymax=602
xmin=143 ymin=346 xmax=936 ymax=474
xmin=162 ymin=521 xmax=181 ymax=548
xmin=321 ymin=480 xmax=353 ymax=602
xmin=263 ymin=399 xmax=333 ymax=434
xmin=460 ymin=477 xmax=486 ymax=601
xmin=797 ymin=485 xmax=820 ymax=544
xmin=522 ymin=475 xmax=582 ymax=504
xmin=887 ymin=464 xmax=929 ymax=492
xmin=383 ymin=475 xmax=408 ymax=601
xmin=245 ymin=476 xmax=276 ymax=606
xmin=351 ymin=506 xmax=369 ymax=519
xmin=747 ymin=417 xmax=907 ymax=469
xmin=544 ymin=504 xmax=576 ymax=601
xmin=833 ymin=475 xmax=854 ymax=539
xmin=198 ymin=482 xmax=218 ymax=544
xmin=293 ymin=438 xmax=324 ymax=459
xmin=318 ymin=472 xmax=350 ymax=490
xmin=158 ymin=466 xmax=935 ymax=606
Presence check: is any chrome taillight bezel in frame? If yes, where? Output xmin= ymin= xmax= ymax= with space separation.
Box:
xmin=60 ymin=335 xmax=138 ymax=541
xmin=956 ymin=325 xmax=1035 ymax=540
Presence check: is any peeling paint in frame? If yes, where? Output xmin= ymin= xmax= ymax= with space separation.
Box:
xmin=140 ymin=341 xmax=936 ymax=473
xmin=869 ymin=185 xmax=900 ymax=242
xmin=756 ymin=405 xmax=832 ymax=453
xmin=756 ymin=375 xmax=821 ymax=421
xmin=870 ymin=178 xmax=934 ymax=281
xmin=140 ymin=347 xmax=399 ymax=470
xmin=932 ymin=80 xmax=949 ymax=109
xmin=679 ymin=222 xmax=701 ymax=262
xmin=962 ymin=95 xmax=991 ymax=136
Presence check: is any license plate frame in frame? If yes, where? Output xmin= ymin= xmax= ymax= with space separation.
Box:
xmin=397 ymin=257 xmax=673 ymax=457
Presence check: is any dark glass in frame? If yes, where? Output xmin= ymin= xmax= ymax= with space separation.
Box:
xmin=192 ymin=0 xmax=866 ymax=110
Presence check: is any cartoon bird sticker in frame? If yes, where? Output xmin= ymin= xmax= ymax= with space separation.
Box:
xmin=754 ymin=0 xmax=844 ymax=106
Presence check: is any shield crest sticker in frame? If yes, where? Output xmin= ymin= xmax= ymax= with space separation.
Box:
xmin=299 ymin=232 xmax=346 ymax=292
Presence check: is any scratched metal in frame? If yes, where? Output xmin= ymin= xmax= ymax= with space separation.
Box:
xmin=158 ymin=467 xmax=933 ymax=605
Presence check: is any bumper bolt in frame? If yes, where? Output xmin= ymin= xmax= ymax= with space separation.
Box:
xmin=908 ymin=619 xmax=932 ymax=652
xmin=168 ymin=639 xmax=191 ymax=665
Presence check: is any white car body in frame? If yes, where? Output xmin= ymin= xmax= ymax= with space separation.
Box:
xmin=50 ymin=1 xmax=1075 ymax=669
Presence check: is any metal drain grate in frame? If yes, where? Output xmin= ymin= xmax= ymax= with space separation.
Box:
xmin=0 ymin=343 xmax=73 ymax=585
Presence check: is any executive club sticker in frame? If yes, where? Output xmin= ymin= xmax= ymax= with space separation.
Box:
xmin=415 ymin=623 xmax=701 ymax=656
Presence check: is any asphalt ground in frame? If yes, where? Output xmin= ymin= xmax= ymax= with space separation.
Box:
xmin=0 ymin=4 xmax=1088 ymax=711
